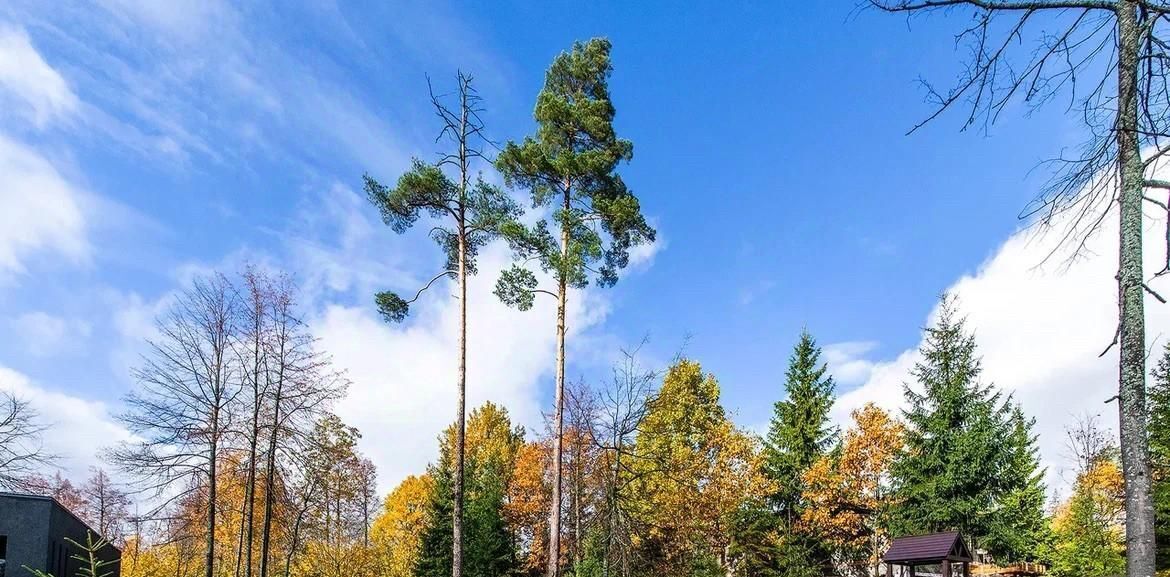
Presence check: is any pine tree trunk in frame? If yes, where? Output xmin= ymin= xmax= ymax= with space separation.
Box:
xmin=1116 ymin=4 xmax=1157 ymax=577
xmin=452 ymin=92 xmax=470 ymax=577
xmin=454 ymin=230 xmax=467 ymax=577
xmin=548 ymin=185 xmax=570 ymax=577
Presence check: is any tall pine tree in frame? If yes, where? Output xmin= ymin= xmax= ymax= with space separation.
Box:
xmin=891 ymin=297 xmax=1045 ymax=560
xmin=761 ymin=329 xmax=837 ymax=575
xmin=494 ymin=39 xmax=655 ymax=577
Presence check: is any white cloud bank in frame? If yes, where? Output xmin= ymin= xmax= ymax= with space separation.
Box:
xmin=833 ymin=206 xmax=1170 ymax=491
xmin=313 ymin=241 xmax=616 ymax=495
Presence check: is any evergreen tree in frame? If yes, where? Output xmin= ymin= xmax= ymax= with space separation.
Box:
xmin=984 ymin=407 xmax=1051 ymax=562
xmin=1150 ymin=344 xmax=1170 ymax=571
xmin=365 ymin=72 xmax=520 ymax=577
xmin=494 ymin=38 xmax=655 ymax=577
xmin=759 ymin=330 xmax=837 ymax=574
xmin=763 ymin=329 xmax=837 ymax=516
xmin=891 ymin=297 xmax=1043 ymax=560
xmin=415 ymin=405 xmax=519 ymax=577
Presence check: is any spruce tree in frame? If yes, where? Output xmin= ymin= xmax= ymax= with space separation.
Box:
xmin=763 ymin=329 xmax=837 ymax=516
xmin=891 ymin=297 xmax=1044 ymax=560
xmin=415 ymin=416 xmax=517 ymax=577
xmin=761 ymin=329 xmax=837 ymax=575
xmin=984 ymin=407 xmax=1051 ymax=562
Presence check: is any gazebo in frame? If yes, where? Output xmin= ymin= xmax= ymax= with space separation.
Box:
xmin=883 ymin=531 xmax=973 ymax=577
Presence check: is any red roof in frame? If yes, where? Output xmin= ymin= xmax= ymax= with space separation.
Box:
xmin=883 ymin=531 xmax=972 ymax=564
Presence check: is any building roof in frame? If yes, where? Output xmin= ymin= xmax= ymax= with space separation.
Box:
xmin=0 ymin=491 xmax=122 ymax=553
xmin=883 ymin=531 xmax=972 ymax=564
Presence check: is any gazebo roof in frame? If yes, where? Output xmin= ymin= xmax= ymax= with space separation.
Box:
xmin=883 ymin=531 xmax=972 ymax=565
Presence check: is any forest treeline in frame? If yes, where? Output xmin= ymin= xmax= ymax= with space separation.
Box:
xmin=5 ymin=282 xmax=1170 ymax=577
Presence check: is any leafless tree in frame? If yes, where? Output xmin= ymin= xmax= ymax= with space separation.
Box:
xmin=1066 ymin=412 xmax=1119 ymax=474
xmin=258 ymin=273 xmax=347 ymax=577
xmin=109 ymin=273 xmax=241 ymax=577
xmin=0 ymin=391 xmax=53 ymax=491
xmin=866 ymin=2 xmax=1169 ymax=574
xmin=235 ymin=265 xmax=273 ymax=577
xmin=591 ymin=341 xmax=658 ymax=577
xmin=80 ymin=467 xmax=132 ymax=544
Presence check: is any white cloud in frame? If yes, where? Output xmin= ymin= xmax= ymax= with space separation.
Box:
xmin=0 ymin=365 xmax=131 ymax=479
xmin=823 ymin=340 xmax=880 ymax=386
xmin=0 ymin=25 xmax=78 ymax=128
xmin=8 ymin=311 xmax=91 ymax=357
xmin=834 ymin=204 xmax=1170 ymax=492
xmin=0 ymin=134 xmax=88 ymax=280
xmin=314 ymin=242 xmax=614 ymax=495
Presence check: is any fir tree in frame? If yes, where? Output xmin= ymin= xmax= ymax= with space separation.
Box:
xmin=984 ymin=407 xmax=1051 ymax=562
xmin=891 ymin=297 xmax=1044 ymax=560
xmin=763 ymin=329 xmax=837 ymax=517
xmin=761 ymin=329 xmax=837 ymax=575
xmin=415 ymin=417 xmax=517 ymax=577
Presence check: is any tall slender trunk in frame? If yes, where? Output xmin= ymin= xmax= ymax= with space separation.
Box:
xmin=234 ymin=492 xmax=247 ymax=577
xmin=259 ymin=362 xmax=284 ymax=577
xmin=207 ymin=416 xmax=219 ymax=577
xmin=452 ymin=93 xmax=470 ymax=577
xmin=1116 ymin=4 xmax=1156 ymax=577
xmin=244 ymin=320 xmax=262 ymax=577
xmin=547 ymin=183 xmax=571 ymax=577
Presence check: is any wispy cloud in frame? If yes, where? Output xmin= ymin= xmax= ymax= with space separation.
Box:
xmin=0 ymin=134 xmax=88 ymax=281
xmin=0 ymin=24 xmax=77 ymax=128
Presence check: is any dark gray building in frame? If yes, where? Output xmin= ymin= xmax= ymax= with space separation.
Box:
xmin=0 ymin=492 xmax=121 ymax=577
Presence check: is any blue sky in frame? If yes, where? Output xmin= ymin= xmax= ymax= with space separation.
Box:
xmin=0 ymin=0 xmax=1149 ymax=493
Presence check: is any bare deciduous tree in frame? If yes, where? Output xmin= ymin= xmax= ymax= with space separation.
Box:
xmin=109 ymin=273 xmax=241 ymax=577
xmin=867 ymin=2 xmax=1168 ymax=574
xmin=592 ymin=342 xmax=658 ymax=577
xmin=80 ymin=467 xmax=132 ymax=544
xmin=0 ymin=391 xmax=53 ymax=491
xmin=258 ymin=272 xmax=347 ymax=577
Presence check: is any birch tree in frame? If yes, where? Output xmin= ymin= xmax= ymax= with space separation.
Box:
xmin=867 ymin=2 xmax=1170 ymax=574
xmin=495 ymin=38 xmax=655 ymax=577
xmin=364 ymin=71 xmax=518 ymax=577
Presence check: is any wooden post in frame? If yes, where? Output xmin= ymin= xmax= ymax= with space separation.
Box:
xmin=963 ymin=562 xmax=969 ymax=577
xmin=910 ymin=565 xmax=916 ymax=577
xmin=887 ymin=563 xmax=894 ymax=577
xmin=942 ymin=561 xmax=951 ymax=577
